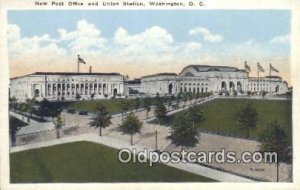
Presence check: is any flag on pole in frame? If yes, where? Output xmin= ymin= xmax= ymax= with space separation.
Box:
xmin=257 ymin=62 xmax=265 ymax=72
xmin=78 ymin=55 xmax=86 ymax=64
xmin=245 ymin=61 xmax=251 ymax=72
xmin=270 ymin=64 xmax=279 ymax=73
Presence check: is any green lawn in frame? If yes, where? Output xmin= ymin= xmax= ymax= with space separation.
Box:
xmin=10 ymin=141 xmax=216 ymax=183
xmin=70 ymin=98 xmax=134 ymax=113
xmin=69 ymin=96 xmax=174 ymax=114
xmin=162 ymin=99 xmax=292 ymax=144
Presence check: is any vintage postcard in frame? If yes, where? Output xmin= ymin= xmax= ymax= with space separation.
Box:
xmin=0 ymin=0 xmax=299 ymax=190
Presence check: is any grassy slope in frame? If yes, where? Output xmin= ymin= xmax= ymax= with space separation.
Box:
xmin=70 ymin=98 xmax=122 ymax=113
xmin=166 ymin=99 xmax=292 ymax=144
xmin=10 ymin=141 xmax=216 ymax=183
xmin=70 ymin=98 xmax=148 ymax=114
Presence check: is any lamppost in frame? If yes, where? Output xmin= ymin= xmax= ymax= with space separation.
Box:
xmin=155 ymin=129 xmax=158 ymax=151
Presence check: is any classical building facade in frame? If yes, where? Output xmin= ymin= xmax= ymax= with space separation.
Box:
xmin=141 ymin=73 xmax=178 ymax=95
xmin=248 ymin=76 xmax=289 ymax=94
xmin=10 ymin=65 xmax=289 ymax=102
xmin=140 ymin=65 xmax=289 ymax=96
xmin=10 ymin=72 xmax=124 ymax=102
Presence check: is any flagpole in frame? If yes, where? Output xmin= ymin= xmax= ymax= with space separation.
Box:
xmin=269 ymin=63 xmax=271 ymax=92
xmin=77 ymin=55 xmax=80 ymax=73
xmin=257 ymin=62 xmax=259 ymax=93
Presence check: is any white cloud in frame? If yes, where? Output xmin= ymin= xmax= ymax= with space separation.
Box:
xmin=269 ymin=34 xmax=290 ymax=44
xmin=189 ymin=27 xmax=223 ymax=43
xmin=7 ymin=24 xmax=67 ymax=65
xmin=57 ymin=19 xmax=107 ymax=53
xmin=114 ymin=26 xmax=175 ymax=56
xmin=181 ymin=42 xmax=202 ymax=55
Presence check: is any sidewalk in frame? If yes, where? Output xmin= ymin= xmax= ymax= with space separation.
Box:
xmin=10 ymin=111 xmax=55 ymax=135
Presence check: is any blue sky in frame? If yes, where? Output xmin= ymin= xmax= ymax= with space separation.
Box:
xmin=7 ymin=10 xmax=291 ymax=83
xmin=8 ymin=10 xmax=290 ymax=43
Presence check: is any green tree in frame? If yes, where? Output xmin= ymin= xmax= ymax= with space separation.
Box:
xmin=166 ymin=112 xmax=200 ymax=150
xmin=134 ymin=97 xmax=140 ymax=111
xmin=170 ymin=95 xmax=175 ymax=102
xmin=195 ymin=92 xmax=201 ymax=103
xmin=233 ymin=90 xmax=237 ymax=97
xmin=9 ymin=96 xmax=18 ymax=111
xmin=52 ymin=114 xmax=64 ymax=139
xmin=143 ymin=97 xmax=151 ymax=120
xmin=37 ymin=99 xmax=61 ymax=119
xmin=176 ymin=93 xmax=182 ymax=107
xmin=261 ymin=91 xmax=267 ymax=98
xmin=177 ymin=92 xmax=182 ymax=101
xmin=260 ymin=121 xmax=291 ymax=162
xmin=49 ymin=103 xmax=62 ymax=118
xmin=188 ymin=93 xmax=193 ymax=105
xmin=167 ymin=98 xmax=172 ymax=111
xmin=187 ymin=106 xmax=204 ymax=129
xmin=119 ymin=113 xmax=143 ymax=145
xmin=9 ymin=116 xmax=26 ymax=146
xmin=237 ymin=104 xmax=258 ymax=138
xmin=18 ymin=102 xmax=29 ymax=122
xmin=155 ymin=93 xmax=161 ymax=105
xmin=90 ymin=103 xmax=112 ymax=136
xmin=154 ymin=102 xmax=167 ymax=125
xmin=182 ymin=93 xmax=188 ymax=107
xmin=247 ymin=91 xmax=251 ymax=97
xmin=91 ymin=93 xmax=95 ymax=100
xmin=176 ymin=98 xmax=180 ymax=108
xmin=76 ymin=93 xmax=81 ymax=101
xmin=25 ymin=98 xmax=37 ymax=122
xmin=120 ymin=99 xmax=130 ymax=116
xmin=201 ymin=92 xmax=205 ymax=101
xmin=36 ymin=99 xmax=48 ymax=120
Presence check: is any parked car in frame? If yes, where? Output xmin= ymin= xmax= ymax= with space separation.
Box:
xmin=78 ymin=111 xmax=88 ymax=115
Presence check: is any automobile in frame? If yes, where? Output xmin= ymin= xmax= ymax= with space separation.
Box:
xmin=78 ymin=111 xmax=88 ymax=115
xmin=67 ymin=108 xmax=76 ymax=114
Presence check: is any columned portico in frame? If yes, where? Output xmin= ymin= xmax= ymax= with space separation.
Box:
xmin=10 ymin=72 xmax=125 ymax=102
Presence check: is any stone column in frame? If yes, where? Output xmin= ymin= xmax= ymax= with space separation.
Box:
xmin=55 ymin=83 xmax=58 ymax=97
xmin=52 ymin=83 xmax=55 ymax=97
xmin=106 ymin=83 xmax=109 ymax=95
xmin=94 ymin=83 xmax=97 ymax=95
xmin=51 ymin=83 xmax=53 ymax=97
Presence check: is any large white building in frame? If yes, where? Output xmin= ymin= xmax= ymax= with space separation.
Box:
xmin=10 ymin=65 xmax=289 ymax=102
xmin=140 ymin=65 xmax=289 ymax=96
xmin=10 ymin=72 xmax=124 ymax=102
